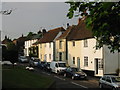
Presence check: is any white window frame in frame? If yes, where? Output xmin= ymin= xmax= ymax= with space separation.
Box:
xmin=84 ymin=56 xmax=88 ymax=67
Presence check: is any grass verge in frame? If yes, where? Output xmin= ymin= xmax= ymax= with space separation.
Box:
xmin=2 ymin=65 xmax=54 ymax=88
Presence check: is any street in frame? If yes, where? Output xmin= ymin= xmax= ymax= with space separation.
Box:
xmin=33 ymin=67 xmax=99 ymax=89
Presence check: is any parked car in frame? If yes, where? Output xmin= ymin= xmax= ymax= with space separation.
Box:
xmin=29 ymin=57 xmax=40 ymax=67
xmin=1 ymin=61 xmax=12 ymax=65
xmin=63 ymin=67 xmax=87 ymax=80
xmin=18 ymin=56 xmax=28 ymax=63
xmin=44 ymin=62 xmax=51 ymax=72
xmin=99 ymin=75 xmax=120 ymax=90
xmin=50 ymin=61 xmax=67 ymax=74
xmin=39 ymin=61 xmax=46 ymax=70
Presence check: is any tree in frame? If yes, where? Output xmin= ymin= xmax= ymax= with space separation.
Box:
xmin=2 ymin=42 xmax=18 ymax=66
xmin=66 ymin=1 xmax=120 ymax=52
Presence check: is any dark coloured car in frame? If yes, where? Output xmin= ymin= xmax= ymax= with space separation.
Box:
xmin=99 ymin=75 xmax=120 ymax=90
xmin=44 ymin=62 xmax=51 ymax=72
xmin=63 ymin=67 xmax=87 ymax=80
xmin=39 ymin=61 xmax=46 ymax=70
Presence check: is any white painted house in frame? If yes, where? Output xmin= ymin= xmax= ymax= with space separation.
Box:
xmin=66 ymin=18 xmax=120 ymax=76
xmin=38 ymin=27 xmax=65 ymax=62
xmin=24 ymin=33 xmax=43 ymax=56
xmin=24 ymin=39 xmax=38 ymax=56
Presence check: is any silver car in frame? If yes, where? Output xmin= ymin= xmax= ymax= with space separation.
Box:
xmin=18 ymin=56 xmax=28 ymax=63
xmin=29 ymin=57 xmax=40 ymax=67
xmin=99 ymin=75 xmax=120 ymax=90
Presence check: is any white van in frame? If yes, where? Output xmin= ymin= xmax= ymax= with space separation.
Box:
xmin=50 ymin=61 xmax=67 ymax=74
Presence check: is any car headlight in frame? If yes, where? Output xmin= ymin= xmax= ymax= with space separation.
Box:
xmin=74 ymin=74 xmax=79 ymax=76
xmin=85 ymin=74 xmax=87 ymax=76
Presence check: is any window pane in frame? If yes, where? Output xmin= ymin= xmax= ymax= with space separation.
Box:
xmin=73 ymin=41 xmax=75 ymax=46
xmin=84 ymin=56 xmax=88 ymax=67
xmin=73 ymin=57 xmax=75 ymax=64
xmin=84 ymin=39 xmax=88 ymax=47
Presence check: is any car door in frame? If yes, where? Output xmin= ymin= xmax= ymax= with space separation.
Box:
xmin=101 ymin=76 xmax=107 ymax=88
xmin=66 ymin=68 xmax=72 ymax=77
xmin=105 ymin=76 xmax=113 ymax=89
xmin=55 ymin=63 xmax=58 ymax=73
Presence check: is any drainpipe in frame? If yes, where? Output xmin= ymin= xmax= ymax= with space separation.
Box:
xmin=103 ymin=45 xmax=105 ymax=76
xmin=118 ymin=51 xmax=120 ymax=76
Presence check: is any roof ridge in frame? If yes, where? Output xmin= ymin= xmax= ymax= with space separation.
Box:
xmin=48 ymin=27 xmax=64 ymax=32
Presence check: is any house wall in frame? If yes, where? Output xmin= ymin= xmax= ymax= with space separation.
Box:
xmin=55 ymin=39 xmax=67 ymax=62
xmin=44 ymin=42 xmax=53 ymax=62
xmin=103 ymin=45 xmax=119 ymax=75
xmin=68 ymin=38 xmax=120 ymax=76
xmin=68 ymin=41 xmax=81 ymax=67
xmin=38 ymin=43 xmax=45 ymax=61
xmin=80 ymin=38 xmax=104 ymax=76
xmin=68 ymin=38 xmax=104 ymax=76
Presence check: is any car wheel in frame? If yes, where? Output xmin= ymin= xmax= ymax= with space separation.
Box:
xmin=99 ymin=84 xmax=103 ymax=88
xmin=64 ymin=73 xmax=67 ymax=77
xmin=57 ymin=71 xmax=59 ymax=75
xmin=72 ymin=76 xmax=75 ymax=80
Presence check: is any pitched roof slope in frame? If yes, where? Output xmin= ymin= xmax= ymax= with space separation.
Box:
xmin=70 ymin=19 xmax=93 ymax=40
xmin=57 ymin=18 xmax=93 ymax=41
xmin=38 ymin=27 xmax=65 ymax=43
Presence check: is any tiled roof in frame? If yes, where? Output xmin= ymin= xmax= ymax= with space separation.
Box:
xmin=17 ymin=36 xmax=26 ymax=41
xmin=56 ymin=25 xmax=76 ymax=40
xmin=69 ymin=20 xmax=93 ymax=40
xmin=57 ymin=18 xmax=93 ymax=41
xmin=31 ymin=33 xmax=42 ymax=40
xmin=38 ymin=27 xmax=65 ymax=43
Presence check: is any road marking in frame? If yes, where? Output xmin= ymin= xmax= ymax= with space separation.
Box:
xmin=54 ymin=76 xmax=66 ymax=81
xmin=71 ymin=82 xmax=88 ymax=89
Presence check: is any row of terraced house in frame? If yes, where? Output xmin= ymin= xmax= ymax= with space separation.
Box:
xmin=24 ymin=18 xmax=120 ymax=77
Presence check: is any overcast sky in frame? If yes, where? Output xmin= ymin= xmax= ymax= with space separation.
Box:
xmin=1 ymin=2 xmax=78 ymax=40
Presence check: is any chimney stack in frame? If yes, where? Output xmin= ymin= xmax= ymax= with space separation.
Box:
xmin=42 ymin=29 xmax=47 ymax=38
xmin=67 ymin=23 xmax=69 ymax=28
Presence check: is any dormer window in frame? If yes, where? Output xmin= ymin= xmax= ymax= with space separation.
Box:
xmin=59 ymin=40 xmax=62 ymax=49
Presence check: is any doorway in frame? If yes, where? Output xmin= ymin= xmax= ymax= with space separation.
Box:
xmin=59 ymin=52 xmax=62 ymax=61
xmin=95 ymin=58 xmax=98 ymax=74
xmin=77 ymin=57 xmax=80 ymax=69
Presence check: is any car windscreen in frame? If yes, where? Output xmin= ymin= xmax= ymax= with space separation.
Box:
xmin=58 ymin=63 xmax=66 ymax=67
xmin=41 ymin=62 xmax=46 ymax=64
xmin=71 ymin=68 xmax=78 ymax=72
xmin=34 ymin=59 xmax=40 ymax=62
xmin=112 ymin=77 xmax=120 ymax=82
xmin=21 ymin=56 xmax=26 ymax=59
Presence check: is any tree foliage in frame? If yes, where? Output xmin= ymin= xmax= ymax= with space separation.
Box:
xmin=66 ymin=1 xmax=120 ymax=52
xmin=2 ymin=42 xmax=18 ymax=64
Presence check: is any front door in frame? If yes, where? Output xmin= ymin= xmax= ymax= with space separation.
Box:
xmin=95 ymin=58 xmax=98 ymax=74
xmin=77 ymin=57 xmax=80 ymax=69
xmin=59 ymin=52 xmax=62 ymax=61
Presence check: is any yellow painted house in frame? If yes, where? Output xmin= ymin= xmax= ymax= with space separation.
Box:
xmin=55 ymin=23 xmax=79 ymax=63
xmin=38 ymin=43 xmax=46 ymax=61
xmin=37 ymin=27 xmax=65 ymax=62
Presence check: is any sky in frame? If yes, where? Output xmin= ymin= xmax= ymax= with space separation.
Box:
xmin=1 ymin=2 xmax=78 ymax=40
